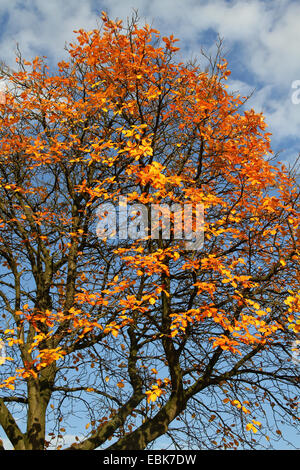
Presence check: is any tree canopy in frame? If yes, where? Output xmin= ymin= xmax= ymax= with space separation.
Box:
xmin=0 ymin=12 xmax=299 ymax=450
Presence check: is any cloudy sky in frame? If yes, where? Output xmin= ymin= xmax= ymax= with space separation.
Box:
xmin=0 ymin=0 xmax=300 ymax=166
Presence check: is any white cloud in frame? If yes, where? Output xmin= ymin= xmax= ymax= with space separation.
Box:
xmin=0 ymin=0 xmax=97 ymax=65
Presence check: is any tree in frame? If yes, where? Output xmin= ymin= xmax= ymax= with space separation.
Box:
xmin=0 ymin=12 xmax=299 ymax=451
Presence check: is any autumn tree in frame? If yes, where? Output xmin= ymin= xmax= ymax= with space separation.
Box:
xmin=0 ymin=12 xmax=299 ymax=450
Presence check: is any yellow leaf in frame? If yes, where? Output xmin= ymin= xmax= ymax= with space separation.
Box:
xmin=246 ymin=422 xmax=258 ymax=433
xmin=252 ymin=420 xmax=261 ymax=427
xmin=145 ymin=385 xmax=163 ymax=403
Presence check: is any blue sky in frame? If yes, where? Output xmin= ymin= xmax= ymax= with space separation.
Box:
xmin=0 ymin=0 xmax=299 ymax=450
xmin=1 ymin=0 xmax=300 ymax=169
